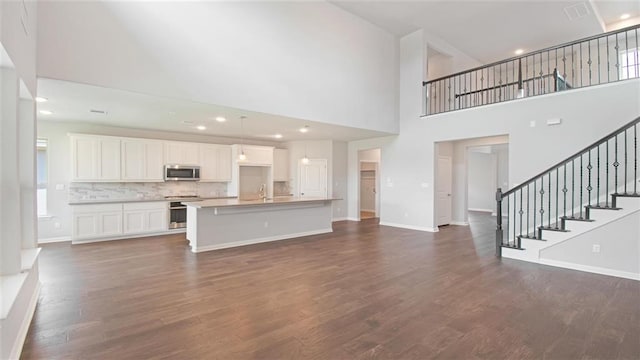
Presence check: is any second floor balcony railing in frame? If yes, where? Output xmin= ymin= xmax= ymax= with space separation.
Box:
xmin=423 ymin=24 xmax=639 ymax=116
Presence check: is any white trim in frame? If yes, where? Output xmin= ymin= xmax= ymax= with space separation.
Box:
xmin=346 ymin=217 xmax=360 ymax=222
xmin=332 ymin=217 xmax=348 ymax=222
xmin=72 ymin=229 xmax=186 ymax=244
xmin=10 ymin=281 xmax=41 ymax=360
xmin=449 ymin=221 xmax=469 ymax=226
xmin=539 ymin=258 xmax=640 ymax=281
xmin=468 ymin=208 xmax=493 ymax=213
xmin=38 ymin=236 xmax=71 ymax=244
xmin=379 ymin=221 xmax=439 ymax=232
xmin=191 ymin=228 xmax=333 ymax=253
xmin=360 ymin=208 xmax=375 ymax=212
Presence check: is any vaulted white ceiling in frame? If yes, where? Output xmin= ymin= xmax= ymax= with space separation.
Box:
xmin=331 ymin=1 xmax=640 ymax=63
xmin=36 ymin=78 xmax=393 ymax=142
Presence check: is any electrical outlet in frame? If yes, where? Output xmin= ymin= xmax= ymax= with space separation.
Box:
xmin=530 ymin=120 xmax=536 ymax=127
xmin=55 ymin=184 xmax=65 ymax=191
xmin=592 ymin=244 xmax=600 ymax=253
xmin=54 ymin=222 xmax=61 ymax=229
xmin=404 ymin=212 xmax=409 ymax=218
xmin=264 ymin=221 xmax=269 ymax=228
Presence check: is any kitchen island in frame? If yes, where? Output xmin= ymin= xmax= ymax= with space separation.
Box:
xmin=183 ymin=197 xmax=337 ymax=253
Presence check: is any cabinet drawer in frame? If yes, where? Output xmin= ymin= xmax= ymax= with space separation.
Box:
xmin=123 ymin=202 xmax=168 ymax=211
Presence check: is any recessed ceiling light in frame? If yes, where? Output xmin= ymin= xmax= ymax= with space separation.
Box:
xmin=620 ymin=13 xmax=631 ymax=20
xmin=35 ymin=97 xmax=48 ymax=103
xmin=299 ymin=126 xmax=309 ymax=133
xmin=514 ymin=49 xmax=524 ymax=55
xmin=39 ymin=110 xmax=53 ymax=115
xmin=196 ymin=125 xmax=206 ymax=130
xmin=274 ymin=134 xmax=283 ymax=139
xmin=215 ymin=116 xmax=227 ymax=122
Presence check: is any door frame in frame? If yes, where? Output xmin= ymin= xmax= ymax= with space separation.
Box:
xmin=359 ymin=160 xmax=380 ymax=219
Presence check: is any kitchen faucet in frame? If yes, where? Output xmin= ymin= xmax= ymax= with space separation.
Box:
xmin=258 ymin=184 xmax=266 ymax=200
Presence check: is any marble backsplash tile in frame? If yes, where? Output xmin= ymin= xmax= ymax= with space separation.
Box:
xmin=69 ymin=182 xmax=228 ymax=202
xmin=273 ymin=181 xmax=292 ymax=196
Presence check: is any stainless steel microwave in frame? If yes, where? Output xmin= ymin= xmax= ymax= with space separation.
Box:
xmin=164 ymin=165 xmax=200 ymax=181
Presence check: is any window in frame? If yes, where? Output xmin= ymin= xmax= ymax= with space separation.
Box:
xmin=37 ymin=138 xmax=48 ymax=217
xmin=620 ymin=48 xmax=639 ymax=80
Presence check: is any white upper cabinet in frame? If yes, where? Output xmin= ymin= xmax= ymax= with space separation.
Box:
xmin=165 ymin=141 xmax=199 ymax=165
xmin=273 ymin=149 xmax=289 ymax=181
xmin=199 ymin=144 xmax=232 ymax=182
xmin=71 ymin=135 xmax=121 ymax=182
xmin=121 ymin=139 xmax=164 ymax=182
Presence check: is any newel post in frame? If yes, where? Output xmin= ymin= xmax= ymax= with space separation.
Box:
xmin=495 ymin=188 xmax=503 ymax=258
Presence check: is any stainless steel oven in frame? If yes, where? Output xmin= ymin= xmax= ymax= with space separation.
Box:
xmin=169 ymin=201 xmax=187 ymax=229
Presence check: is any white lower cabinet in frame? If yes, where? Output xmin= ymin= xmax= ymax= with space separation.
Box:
xmin=123 ymin=202 xmax=168 ymax=235
xmin=72 ymin=202 xmax=168 ymax=241
xmin=72 ymin=204 xmax=123 ymax=240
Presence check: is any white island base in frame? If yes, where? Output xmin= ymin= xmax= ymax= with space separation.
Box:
xmin=184 ymin=198 xmax=335 ymax=253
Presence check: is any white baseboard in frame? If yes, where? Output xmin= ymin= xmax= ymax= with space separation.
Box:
xmin=379 ymin=221 xmax=439 ymax=232
xmin=332 ymin=217 xmax=348 ymax=222
xmin=360 ymin=208 xmax=375 ymax=212
xmin=192 ymin=228 xmax=334 ymax=253
xmin=72 ymin=228 xmax=186 ymax=244
xmin=538 ymin=258 xmax=640 ymax=281
xmin=38 ymin=236 xmax=71 ymax=244
xmin=346 ymin=217 xmax=360 ymax=222
xmin=468 ymin=208 xmax=493 ymax=213
xmin=10 ymin=280 xmax=41 ymax=360
xmin=449 ymin=221 xmax=469 ymax=226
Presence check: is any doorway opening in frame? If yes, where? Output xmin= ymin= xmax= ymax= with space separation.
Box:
xmin=435 ymin=135 xmax=509 ymax=228
xmin=358 ymin=148 xmax=380 ymax=221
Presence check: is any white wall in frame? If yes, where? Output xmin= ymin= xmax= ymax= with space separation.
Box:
xmin=347 ymin=69 xmax=640 ymax=231
xmin=540 ymin=210 xmax=640 ymax=279
xmin=36 ymin=1 xmax=399 ymax=134
xmin=1 ymin=0 xmax=37 ymax=94
xmin=467 ymin=151 xmax=495 ymax=212
xmin=36 ymin=120 xmax=280 ymax=241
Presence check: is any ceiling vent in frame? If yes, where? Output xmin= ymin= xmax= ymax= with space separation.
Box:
xmin=563 ymin=2 xmax=591 ymax=21
xmin=89 ymin=109 xmax=108 ymax=115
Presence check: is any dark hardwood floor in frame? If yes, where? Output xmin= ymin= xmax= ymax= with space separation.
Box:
xmin=22 ymin=213 xmax=640 ymax=359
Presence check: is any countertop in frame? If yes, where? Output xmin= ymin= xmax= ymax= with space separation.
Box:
xmin=69 ymin=196 xmax=236 ymax=206
xmin=183 ymin=197 xmax=338 ymax=209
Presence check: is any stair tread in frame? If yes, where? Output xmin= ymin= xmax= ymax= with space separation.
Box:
xmin=612 ymin=193 xmax=640 ymax=198
xmin=501 ymin=244 xmax=525 ymax=250
xmin=538 ymin=225 xmax=570 ymax=232
xmin=517 ymin=235 xmax=547 ymax=241
xmin=561 ymin=216 xmax=595 ymax=222
xmin=585 ymin=204 xmax=621 ymax=210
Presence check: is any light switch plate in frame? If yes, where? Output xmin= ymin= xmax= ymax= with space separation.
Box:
xmin=55 ymin=184 xmax=65 ymax=190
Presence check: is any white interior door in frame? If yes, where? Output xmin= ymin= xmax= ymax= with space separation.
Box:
xmin=436 ymin=156 xmax=452 ymax=226
xmin=299 ymin=159 xmax=327 ymax=198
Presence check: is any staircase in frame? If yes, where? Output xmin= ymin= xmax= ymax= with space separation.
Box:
xmin=496 ymin=116 xmax=640 ymax=278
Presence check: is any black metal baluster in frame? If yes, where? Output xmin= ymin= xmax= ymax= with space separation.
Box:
xmin=448 ymin=78 xmax=452 ymax=112
xmin=606 ymin=35 xmax=610 ymax=83
xmin=587 ymin=150 xmax=592 ymax=206
xmin=572 ymin=44 xmax=575 ymax=87
xmin=580 ymin=42 xmax=583 ymax=87
xmin=606 ymin=139 xmax=610 ymax=206
xmin=587 ymin=41 xmax=591 ymax=85
xmin=597 ymin=37 xmax=601 ymax=84
xmin=580 ymin=154 xmax=584 ymax=218
xmin=540 ymin=177 xmax=545 ymax=229
xmin=555 ymin=167 xmax=559 ymax=228
xmin=519 ymin=189 xmax=523 ymax=236
xmin=539 ymin=52 xmax=544 ymax=93
xmin=625 ymin=30 xmax=629 ymax=80
xmin=636 ymin=28 xmax=639 ymax=79
xmin=615 ymin=33 xmax=620 ymax=81
xmin=562 ymin=47 xmax=567 ymax=89
xmin=527 ymin=184 xmax=530 ymax=236
xmin=493 ymin=66 xmax=497 ymax=103
xmin=614 ymin=134 xmax=619 ymax=194
xmin=572 ymin=159 xmax=575 ymax=218
xmin=563 ymin=163 xmax=567 ymax=219
xmin=635 ymin=124 xmax=638 ymax=195
xmin=597 ymin=144 xmax=600 ymax=205
xmin=526 ymin=56 xmax=530 ymax=96
xmin=506 ymin=195 xmax=510 ymax=245
xmin=548 ymin=171 xmax=552 ymax=226
xmin=513 ymin=192 xmax=517 ymax=242
xmin=547 ymin=50 xmax=551 ymax=93
xmin=499 ymin=64 xmax=503 ymax=101
xmin=625 ymin=128 xmax=628 ymax=194
xmin=533 ymin=180 xmax=537 ymax=237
